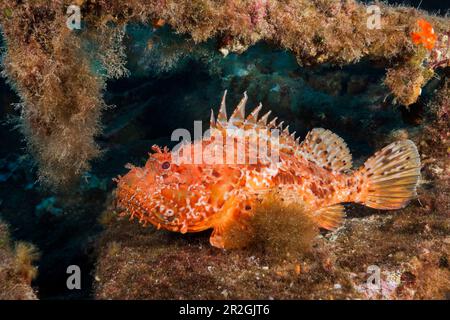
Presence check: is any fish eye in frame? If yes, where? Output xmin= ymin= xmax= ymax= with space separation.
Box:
xmin=161 ymin=161 xmax=171 ymax=170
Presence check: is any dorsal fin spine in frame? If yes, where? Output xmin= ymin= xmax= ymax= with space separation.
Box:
xmin=210 ymin=109 xmax=216 ymax=128
xmin=258 ymin=111 xmax=271 ymax=126
xmin=230 ymin=92 xmax=248 ymax=121
xmin=217 ymin=90 xmax=228 ymax=124
xmin=246 ymin=103 xmax=262 ymax=124
xmin=268 ymin=117 xmax=278 ymax=128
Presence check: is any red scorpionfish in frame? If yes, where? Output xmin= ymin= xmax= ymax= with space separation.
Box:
xmin=116 ymin=91 xmax=421 ymax=249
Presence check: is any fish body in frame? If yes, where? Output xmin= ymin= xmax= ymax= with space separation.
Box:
xmin=411 ymin=19 xmax=437 ymax=50
xmin=116 ymin=92 xmax=421 ymax=249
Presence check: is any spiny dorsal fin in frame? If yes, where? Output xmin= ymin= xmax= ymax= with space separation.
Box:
xmin=299 ymin=128 xmax=352 ymax=172
xmin=246 ymin=103 xmax=262 ymax=124
xmin=312 ymin=204 xmax=345 ymax=230
xmin=229 ymin=92 xmax=248 ymax=123
xmin=217 ymin=90 xmax=228 ymax=125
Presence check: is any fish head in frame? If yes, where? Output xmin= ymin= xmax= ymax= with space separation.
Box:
xmin=115 ymin=145 xmax=203 ymax=230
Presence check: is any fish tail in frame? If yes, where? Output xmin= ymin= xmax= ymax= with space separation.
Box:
xmin=357 ymin=140 xmax=421 ymax=210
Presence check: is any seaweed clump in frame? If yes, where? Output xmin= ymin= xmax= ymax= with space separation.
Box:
xmin=249 ymin=194 xmax=318 ymax=260
xmin=0 ymin=222 xmax=39 ymax=300
xmin=0 ymin=0 xmax=448 ymax=187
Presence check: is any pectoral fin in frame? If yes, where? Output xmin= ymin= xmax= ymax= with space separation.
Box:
xmin=210 ymin=196 xmax=254 ymax=249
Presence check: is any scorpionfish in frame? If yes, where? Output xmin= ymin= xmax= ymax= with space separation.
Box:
xmin=116 ymin=91 xmax=421 ymax=249
xmin=411 ymin=19 xmax=437 ymax=50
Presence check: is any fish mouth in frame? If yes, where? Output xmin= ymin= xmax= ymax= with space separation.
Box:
xmin=116 ymin=181 xmax=181 ymax=229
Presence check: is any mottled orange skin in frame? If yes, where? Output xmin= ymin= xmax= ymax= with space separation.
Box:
xmin=411 ymin=19 xmax=437 ymax=50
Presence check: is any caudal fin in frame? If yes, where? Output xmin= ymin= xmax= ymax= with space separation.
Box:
xmin=359 ymin=140 xmax=421 ymax=210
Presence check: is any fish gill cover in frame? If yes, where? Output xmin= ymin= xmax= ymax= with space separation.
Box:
xmin=0 ymin=0 xmax=448 ymax=300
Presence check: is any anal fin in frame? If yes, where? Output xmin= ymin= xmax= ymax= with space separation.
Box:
xmin=311 ymin=204 xmax=345 ymax=230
